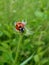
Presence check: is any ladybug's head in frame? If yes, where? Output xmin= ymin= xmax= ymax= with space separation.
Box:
xmin=19 ymin=27 xmax=24 ymax=32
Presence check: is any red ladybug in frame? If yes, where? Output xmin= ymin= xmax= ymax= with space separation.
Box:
xmin=15 ymin=22 xmax=25 ymax=32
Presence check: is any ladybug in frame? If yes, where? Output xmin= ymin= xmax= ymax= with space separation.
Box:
xmin=15 ymin=22 xmax=25 ymax=32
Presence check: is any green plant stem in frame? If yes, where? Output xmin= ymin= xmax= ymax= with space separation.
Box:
xmin=13 ymin=34 xmax=23 ymax=65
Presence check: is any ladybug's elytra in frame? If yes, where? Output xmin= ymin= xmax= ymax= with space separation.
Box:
xmin=15 ymin=22 xmax=25 ymax=32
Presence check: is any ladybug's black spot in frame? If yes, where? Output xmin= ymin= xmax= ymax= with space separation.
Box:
xmin=19 ymin=26 xmax=21 ymax=28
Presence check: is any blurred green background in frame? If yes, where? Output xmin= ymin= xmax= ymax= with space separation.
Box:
xmin=0 ymin=0 xmax=49 ymax=65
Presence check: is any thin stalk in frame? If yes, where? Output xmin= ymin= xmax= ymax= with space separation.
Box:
xmin=13 ymin=34 xmax=23 ymax=65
